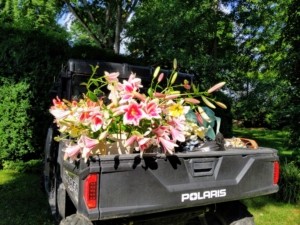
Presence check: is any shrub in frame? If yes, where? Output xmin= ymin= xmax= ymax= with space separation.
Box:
xmin=0 ymin=79 xmax=34 ymax=165
xmin=277 ymin=161 xmax=300 ymax=203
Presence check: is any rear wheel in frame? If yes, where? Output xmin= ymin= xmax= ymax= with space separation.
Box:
xmin=44 ymin=128 xmax=73 ymax=223
xmin=186 ymin=201 xmax=254 ymax=225
xmin=43 ymin=128 xmax=59 ymax=218
xmin=213 ymin=201 xmax=255 ymax=225
xmin=60 ymin=214 xmax=93 ymax=225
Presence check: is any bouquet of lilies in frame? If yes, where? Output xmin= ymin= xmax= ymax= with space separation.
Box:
xmin=50 ymin=60 xmax=226 ymax=162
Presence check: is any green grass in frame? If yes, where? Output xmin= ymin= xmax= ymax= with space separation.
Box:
xmin=234 ymin=127 xmax=300 ymax=225
xmin=243 ymin=196 xmax=300 ymax=225
xmin=0 ymin=170 xmax=54 ymax=225
xmin=233 ymin=126 xmax=292 ymax=157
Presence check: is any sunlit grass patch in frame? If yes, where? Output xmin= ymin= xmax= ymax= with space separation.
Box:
xmin=243 ymin=196 xmax=300 ymax=225
xmin=0 ymin=170 xmax=54 ymax=225
xmin=233 ymin=127 xmax=291 ymax=156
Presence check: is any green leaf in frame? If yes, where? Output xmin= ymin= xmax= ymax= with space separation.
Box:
xmin=192 ymin=83 xmax=199 ymax=93
xmin=87 ymin=91 xmax=98 ymax=102
xmin=147 ymin=87 xmax=153 ymax=96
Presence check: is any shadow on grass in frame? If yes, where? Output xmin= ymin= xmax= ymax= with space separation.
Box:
xmin=0 ymin=170 xmax=55 ymax=225
xmin=242 ymin=195 xmax=281 ymax=209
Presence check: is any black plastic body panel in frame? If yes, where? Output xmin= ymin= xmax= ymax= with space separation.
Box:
xmin=61 ymin=147 xmax=279 ymax=221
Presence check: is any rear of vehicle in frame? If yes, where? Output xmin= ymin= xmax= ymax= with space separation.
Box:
xmin=44 ymin=59 xmax=280 ymax=225
xmin=58 ymin=147 xmax=279 ymax=224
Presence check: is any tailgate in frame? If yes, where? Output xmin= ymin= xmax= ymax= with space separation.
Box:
xmin=98 ymin=147 xmax=279 ymax=220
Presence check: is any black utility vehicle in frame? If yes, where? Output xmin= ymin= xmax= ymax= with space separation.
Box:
xmin=44 ymin=59 xmax=280 ymax=225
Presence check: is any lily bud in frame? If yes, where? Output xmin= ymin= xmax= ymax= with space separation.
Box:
xmin=173 ymin=58 xmax=177 ymax=70
xmin=184 ymin=98 xmax=200 ymax=104
xmin=153 ymin=66 xmax=160 ymax=78
xmin=197 ymin=106 xmax=211 ymax=122
xmin=157 ymin=73 xmax=164 ymax=83
xmin=201 ymin=96 xmax=216 ymax=109
xmin=207 ymin=82 xmax=226 ymax=94
xmin=165 ymin=94 xmax=180 ymax=100
xmin=153 ymin=92 xmax=166 ymax=98
xmin=170 ymin=72 xmax=178 ymax=85
xmin=133 ymin=91 xmax=146 ymax=101
xmin=215 ymin=101 xmax=227 ymax=109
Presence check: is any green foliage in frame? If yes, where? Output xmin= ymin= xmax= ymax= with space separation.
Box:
xmin=0 ymin=0 xmax=61 ymax=30
xmin=0 ymin=25 xmax=69 ymax=160
xmin=0 ymin=80 xmax=34 ymax=164
xmin=280 ymin=0 xmax=300 ymax=149
xmin=2 ymin=159 xmax=42 ymax=173
xmin=232 ymin=78 xmax=290 ymax=128
xmin=125 ymin=0 xmax=236 ymax=84
xmin=276 ymin=161 xmax=300 ymax=204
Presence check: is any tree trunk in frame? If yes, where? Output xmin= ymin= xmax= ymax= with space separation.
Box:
xmin=114 ymin=2 xmax=122 ymax=54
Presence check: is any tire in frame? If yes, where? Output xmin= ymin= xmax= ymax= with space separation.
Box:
xmin=44 ymin=128 xmax=71 ymax=222
xmin=60 ymin=214 xmax=93 ymax=225
xmin=208 ymin=201 xmax=255 ymax=225
xmin=187 ymin=201 xmax=254 ymax=225
xmin=43 ymin=127 xmax=55 ymax=194
xmin=43 ymin=127 xmax=59 ymax=218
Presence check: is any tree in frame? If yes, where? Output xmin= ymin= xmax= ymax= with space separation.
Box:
xmin=280 ymin=0 xmax=300 ymax=148
xmin=0 ymin=0 xmax=69 ymax=162
xmin=0 ymin=0 xmax=61 ymax=30
xmin=223 ymin=0 xmax=292 ymax=127
xmin=125 ymin=0 xmax=237 ymax=85
xmin=61 ymin=0 xmax=139 ymax=54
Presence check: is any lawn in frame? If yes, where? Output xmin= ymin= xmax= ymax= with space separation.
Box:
xmin=0 ymin=127 xmax=299 ymax=225
xmin=0 ymin=170 xmax=54 ymax=225
xmin=233 ymin=126 xmax=300 ymax=225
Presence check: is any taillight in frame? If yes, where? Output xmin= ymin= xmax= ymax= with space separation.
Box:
xmin=273 ymin=161 xmax=280 ymax=185
xmin=84 ymin=173 xmax=98 ymax=209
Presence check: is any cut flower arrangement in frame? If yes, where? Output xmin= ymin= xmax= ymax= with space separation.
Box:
xmin=50 ymin=60 xmax=226 ymax=162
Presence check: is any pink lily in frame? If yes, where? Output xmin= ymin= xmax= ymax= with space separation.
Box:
xmin=79 ymin=135 xmax=100 ymax=161
xmin=169 ymin=125 xmax=185 ymax=142
xmin=138 ymin=137 xmax=152 ymax=151
xmin=104 ymin=71 xmax=119 ymax=83
xmin=64 ymin=144 xmax=81 ymax=160
xmin=79 ymin=135 xmax=99 ymax=149
xmin=49 ymin=108 xmax=70 ymax=120
xmin=90 ymin=113 xmax=104 ymax=132
xmin=124 ymin=135 xmax=138 ymax=147
xmin=123 ymin=100 xmax=145 ymax=126
xmin=52 ymin=96 xmax=66 ymax=109
xmin=168 ymin=117 xmax=186 ymax=131
xmin=143 ymin=99 xmax=161 ymax=119
xmin=153 ymin=126 xmax=178 ymax=154
xmin=128 ymin=73 xmax=143 ymax=90
xmin=158 ymin=136 xmax=178 ymax=154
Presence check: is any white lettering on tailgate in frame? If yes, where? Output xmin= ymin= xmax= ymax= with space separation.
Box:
xmin=181 ymin=189 xmax=227 ymax=202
